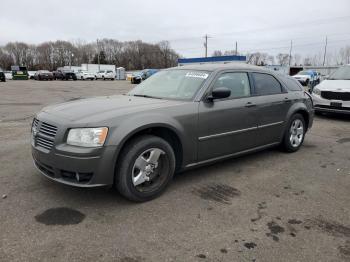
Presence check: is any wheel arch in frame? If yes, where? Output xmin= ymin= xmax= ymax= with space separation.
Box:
xmin=286 ymin=103 xmax=310 ymax=129
xmin=112 ymin=123 xmax=184 ymax=184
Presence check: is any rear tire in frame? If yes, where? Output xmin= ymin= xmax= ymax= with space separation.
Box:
xmin=282 ymin=113 xmax=306 ymax=152
xmin=116 ymin=135 xmax=176 ymax=202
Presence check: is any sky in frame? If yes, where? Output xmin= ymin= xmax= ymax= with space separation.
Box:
xmin=1 ymin=0 xmax=350 ymax=58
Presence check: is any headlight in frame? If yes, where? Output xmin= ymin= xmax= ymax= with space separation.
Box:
xmin=67 ymin=127 xmax=108 ymax=147
xmin=313 ymin=87 xmax=321 ymax=96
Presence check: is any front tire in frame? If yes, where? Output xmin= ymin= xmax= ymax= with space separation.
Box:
xmin=116 ymin=135 xmax=176 ymax=202
xmin=282 ymin=113 xmax=306 ymax=152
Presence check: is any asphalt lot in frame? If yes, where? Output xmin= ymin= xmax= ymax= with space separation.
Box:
xmin=0 ymin=80 xmax=349 ymax=262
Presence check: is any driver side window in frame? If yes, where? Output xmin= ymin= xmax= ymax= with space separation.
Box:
xmin=213 ymin=72 xmax=251 ymax=99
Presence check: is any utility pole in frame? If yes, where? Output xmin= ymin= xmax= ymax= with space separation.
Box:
xmin=235 ymin=41 xmax=238 ymax=55
xmin=288 ymin=40 xmax=293 ymax=66
xmin=323 ymin=36 xmax=328 ymax=66
xmin=203 ymin=34 xmax=211 ymax=58
xmin=97 ymin=39 xmax=100 ymax=71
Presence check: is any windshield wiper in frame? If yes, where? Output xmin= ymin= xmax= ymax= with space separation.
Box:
xmin=132 ymin=94 xmax=163 ymax=99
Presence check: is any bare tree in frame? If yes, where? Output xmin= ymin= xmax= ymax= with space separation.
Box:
xmin=247 ymin=52 xmax=268 ymax=65
xmin=276 ymin=53 xmax=290 ymax=66
xmin=212 ymin=50 xmax=223 ymax=57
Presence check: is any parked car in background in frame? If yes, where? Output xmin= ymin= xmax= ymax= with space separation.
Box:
xmin=293 ymin=70 xmax=316 ymax=87
xmin=0 ymin=70 xmax=6 ymax=82
xmin=11 ymin=66 xmax=28 ymax=80
xmin=4 ymin=71 xmax=13 ymax=80
xmin=28 ymin=71 xmax=36 ymax=79
xmin=34 ymin=70 xmax=54 ymax=81
xmin=130 ymin=69 xmax=159 ymax=84
xmin=76 ymin=70 xmax=95 ymax=80
xmin=96 ymin=70 xmax=115 ymax=80
xmin=315 ymin=72 xmax=321 ymax=85
xmin=31 ymin=64 xmax=313 ymax=202
xmin=312 ymin=65 xmax=350 ymax=115
xmin=53 ymin=69 xmax=77 ymax=81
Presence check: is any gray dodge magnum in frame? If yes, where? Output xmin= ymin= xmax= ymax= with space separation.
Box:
xmin=31 ymin=64 xmax=314 ymax=201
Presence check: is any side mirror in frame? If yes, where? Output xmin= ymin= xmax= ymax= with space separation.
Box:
xmin=207 ymin=87 xmax=231 ymax=101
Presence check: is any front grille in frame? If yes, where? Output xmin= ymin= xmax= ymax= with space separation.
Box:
xmin=36 ymin=136 xmax=54 ymax=150
xmin=32 ymin=118 xmax=58 ymax=150
xmin=321 ymin=91 xmax=350 ymax=101
xmin=39 ymin=122 xmax=58 ymax=137
xmin=61 ymin=170 xmax=93 ymax=183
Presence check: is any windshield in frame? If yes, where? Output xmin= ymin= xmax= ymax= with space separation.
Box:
xmin=328 ymin=66 xmax=350 ymax=80
xmin=128 ymin=69 xmax=210 ymax=100
xmin=298 ymin=71 xmax=311 ymax=75
xmin=132 ymin=71 xmax=142 ymax=76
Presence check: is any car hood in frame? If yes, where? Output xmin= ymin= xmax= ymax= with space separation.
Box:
xmin=315 ymin=80 xmax=350 ymax=92
xmin=40 ymin=95 xmax=187 ymax=123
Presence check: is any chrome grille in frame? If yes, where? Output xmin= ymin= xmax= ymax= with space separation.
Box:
xmin=32 ymin=118 xmax=58 ymax=150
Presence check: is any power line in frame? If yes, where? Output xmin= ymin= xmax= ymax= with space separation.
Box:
xmin=323 ymin=36 xmax=328 ymax=66
xmin=203 ymin=34 xmax=212 ymax=58
xmin=167 ymin=15 xmax=350 ymax=43
xmin=289 ymin=40 xmax=293 ymax=66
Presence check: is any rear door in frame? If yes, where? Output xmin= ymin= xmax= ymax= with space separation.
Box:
xmin=250 ymin=72 xmax=293 ymax=146
xmin=197 ymin=71 xmax=259 ymax=161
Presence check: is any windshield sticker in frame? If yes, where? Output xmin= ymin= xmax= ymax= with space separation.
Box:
xmin=185 ymin=72 xmax=209 ymax=79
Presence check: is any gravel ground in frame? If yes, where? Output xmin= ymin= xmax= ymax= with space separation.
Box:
xmin=0 ymin=80 xmax=349 ymax=262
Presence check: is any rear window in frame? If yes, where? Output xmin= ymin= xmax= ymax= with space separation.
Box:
xmin=252 ymin=73 xmax=282 ymax=95
xmin=283 ymin=77 xmax=303 ymax=91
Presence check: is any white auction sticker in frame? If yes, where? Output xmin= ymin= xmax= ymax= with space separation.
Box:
xmin=185 ymin=72 xmax=209 ymax=79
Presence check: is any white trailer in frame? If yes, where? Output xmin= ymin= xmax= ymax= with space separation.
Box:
xmin=81 ymin=64 xmax=116 ymax=74
xmin=62 ymin=66 xmax=82 ymax=73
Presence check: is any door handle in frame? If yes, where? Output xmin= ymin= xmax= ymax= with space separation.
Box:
xmin=284 ymin=97 xmax=291 ymax=103
xmin=245 ymin=102 xmax=256 ymax=108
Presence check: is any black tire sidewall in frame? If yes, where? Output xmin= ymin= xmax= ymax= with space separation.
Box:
xmin=116 ymin=135 xmax=176 ymax=202
xmin=283 ymin=113 xmax=306 ymax=152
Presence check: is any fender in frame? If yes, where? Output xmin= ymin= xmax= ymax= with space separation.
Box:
xmin=280 ymin=101 xmax=310 ymax=140
xmin=107 ymin=112 xmax=191 ymax=169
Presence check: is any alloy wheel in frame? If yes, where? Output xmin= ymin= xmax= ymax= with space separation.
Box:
xmin=289 ymin=119 xmax=304 ymax=147
xmin=132 ymin=148 xmax=168 ymax=192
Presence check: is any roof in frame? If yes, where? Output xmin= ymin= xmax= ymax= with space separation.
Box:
xmin=170 ymin=63 xmax=269 ymax=72
xmin=178 ymin=55 xmax=246 ymax=64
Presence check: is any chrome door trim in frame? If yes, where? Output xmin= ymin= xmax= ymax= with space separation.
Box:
xmin=198 ymin=121 xmax=284 ymax=142
xmin=258 ymin=121 xmax=284 ymax=128
xmin=198 ymin=126 xmax=257 ymax=141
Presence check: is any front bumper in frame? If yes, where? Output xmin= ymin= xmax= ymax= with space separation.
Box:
xmin=31 ymin=115 xmax=118 ymax=187
xmin=312 ymin=93 xmax=350 ymax=114
xmin=32 ymin=144 xmax=117 ymax=187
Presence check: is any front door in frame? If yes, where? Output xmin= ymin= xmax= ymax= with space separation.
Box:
xmin=197 ymin=72 xmax=258 ymax=161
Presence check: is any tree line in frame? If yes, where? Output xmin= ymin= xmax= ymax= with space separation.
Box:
xmin=0 ymin=39 xmax=179 ymax=71
xmin=212 ymin=45 xmax=350 ymax=66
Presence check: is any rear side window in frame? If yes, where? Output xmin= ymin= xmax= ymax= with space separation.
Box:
xmin=213 ymin=72 xmax=251 ymax=99
xmin=283 ymin=77 xmax=303 ymax=91
xmin=252 ymin=73 xmax=282 ymax=95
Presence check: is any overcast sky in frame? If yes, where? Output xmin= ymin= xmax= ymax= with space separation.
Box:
xmin=1 ymin=0 xmax=350 ymax=57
